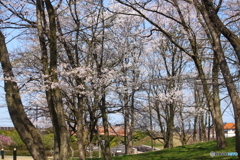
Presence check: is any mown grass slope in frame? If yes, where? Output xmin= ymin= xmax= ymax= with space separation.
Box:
xmin=133 ymin=135 xmax=182 ymax=149
xmin=89 ymin=137 xmax=238 ymax=160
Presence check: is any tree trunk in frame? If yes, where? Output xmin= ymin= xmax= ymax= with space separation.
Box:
xmin=212 ymin=53 xmax=226 ymax=147
xmin=199 ymin=0 xmax=240 ymax=155
xmin=213 ymin=37 xmax=240 ymax=155
xmin=149 ymin=98 xmax=154 ymax=150
xmin=129 ymin=93 xmax=135 ymax=153
xmin=191 ymin=50 xmax=226 ymax=148
xmin=124 ymin=91 xmax=129 ymax=154
xmin=201 ymin=114 xmax=207 ymax=141
xmin=194 ymin=0 xmax=240 ymax=150
xmin=124 ymin=91 xmax=133 ymax=155
xmin=174 ymin=0 xmax=227 ymax=148
xmin=0 ymin=31 xmax=48 ymax=160
xmin=164 ymin=104 xmax=174 ymax=148
xmin=100 ymin=93 xmax=112 ymax=160
xmin=77 ymin=96 xmax=86 ymax=160
xmin=193 ymin=115 xmax=198 ymax=142
xmin=207 ymin=112 xmax=211 ymax=141
xmin=179 ymin=110 xmax=187 ymax=146
xmin=44 ymin=0 xmax=70 ymax=159
xmin=202 ymin=0 xmax=240 ymax=62
xmin=57 ymin=10 xmax=86 ymax=158
xmin=146 ymin=90 xmax=154 ymax=150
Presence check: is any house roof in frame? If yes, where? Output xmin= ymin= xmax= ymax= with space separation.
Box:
xmin=98 ymin=126 xmax=125 ymax=136
xmin=224 ymin=123 xmax=235 ymax=130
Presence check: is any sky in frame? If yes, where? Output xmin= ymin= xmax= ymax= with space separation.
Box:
xmin=0 ymin=81 xmax=12 ymax=127
xmin=0 ymin=108 xmax=12 ymax=127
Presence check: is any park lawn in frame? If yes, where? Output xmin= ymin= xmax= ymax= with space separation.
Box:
xmin=133 ymin=135 xmax=182 ymax=149
xmin=88 ymin=137 xmax=238 ymax=160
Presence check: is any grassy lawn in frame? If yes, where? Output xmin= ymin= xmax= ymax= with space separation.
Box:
xmin=87 ymin=137 xmax=238 ymax=160
xmin=133 ymin=135 xmax=182 ymax=149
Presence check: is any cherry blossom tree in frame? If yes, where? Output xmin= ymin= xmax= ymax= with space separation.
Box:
xmin=0 ymin=134 xmax=15 ymax=148
xmin=113 ymin=0 xmax=228 ymax=149
xmin=1 ymin=0 xmax=240 ymax=159
xmin=192 ymin=0 xmax=240 ymax=154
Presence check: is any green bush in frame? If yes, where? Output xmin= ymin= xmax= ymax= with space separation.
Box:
xmin=4 ymin=149 xmax=31 ymax=156
xmin=0 ymin=130 xmax=26 ymax=150
xmin=133 ymin=130 xmax=147 ymax=141
xmin=109 ymin=136 xmax=124 ymax=147
xmin=41 ymin=133 xmax=54 ymax=150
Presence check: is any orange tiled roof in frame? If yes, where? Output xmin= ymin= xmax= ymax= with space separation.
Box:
xmin=98 ymin=126 xmax=125 ymax=136
xmin=224 ymin=123 xmax=235 ymax=130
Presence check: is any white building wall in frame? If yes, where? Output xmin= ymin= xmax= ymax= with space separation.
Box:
xmin=224 ymin=130 xmax=235 ymax=137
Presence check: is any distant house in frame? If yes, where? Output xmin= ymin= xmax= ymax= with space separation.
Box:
xmin=224 ymin=123 xmax=235 ymax=137
xmin=98 ymin=125 xmax=125 ymax=137
xmin=0 ymin=127 xmax=15 ymax=130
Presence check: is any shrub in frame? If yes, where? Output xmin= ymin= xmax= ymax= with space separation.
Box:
xmin=0 ymin=134 xmax=15 ymax=149
xmin=133 ymin=130 xmax=147 ymax=141
xmin=0 ymin=130 xmax=26 ymax=150
xmin=41 ymin=133 xmax=54 ymax=150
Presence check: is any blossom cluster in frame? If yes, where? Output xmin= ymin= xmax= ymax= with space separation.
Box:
xmin=0 ymin=134 xmax=15 ymax=147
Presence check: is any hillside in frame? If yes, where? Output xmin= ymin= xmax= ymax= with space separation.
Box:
xmin=133 ymin=135 xmax=182 ymax=149
xmin=110 ymin=137 xmax=237 ymax=160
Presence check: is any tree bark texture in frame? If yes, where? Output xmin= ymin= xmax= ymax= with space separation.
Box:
xmin=194 ymin=0 xmax=240 ymax=151
xmin=164 ymin=104 xmax=174 ymax=148
xmin=76 ymin=96 xmax=86 ymax=160
xmin=201 ymin=0 xmax=240 ymax=155
xmin=202 ymin=0 xmax=240 ymax=62
xmin=0 ymin=31 xmax=48 ymax=160
xmin=212 ymin=53 xmax=226 ymax=148
xmin=191 ymin=41 xmax=226 ymax=148
xmin=100 ymin=92 xmax=112 ymax=160
xmin=37 ymin=0 xmax=70 ymax=159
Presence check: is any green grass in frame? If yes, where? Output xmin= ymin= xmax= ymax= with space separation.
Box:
xmin=133 ymin=136 xmax=163 ymax=149
xmin=133 ymin=136 xmax=182 ymax=149
xmin=87 ymin=137 xmax=238 ymax=160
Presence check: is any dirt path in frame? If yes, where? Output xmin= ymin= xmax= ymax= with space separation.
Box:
xmin=3 ymin=156 xmax=33 ymax=160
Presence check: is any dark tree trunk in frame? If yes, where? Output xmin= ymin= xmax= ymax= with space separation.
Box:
xmin=148 ymin=94 xmax=154 ymax=150
xmin=193 ymin=115 xmax=198 ymax=142
xmin=194 ymin=0 xmax=237 ymax=150
xmin=44 ymin=0 xmax=70 ymax=159
xmin=0 ymin=31 xmax=48 ymax=160
xmin=201 ymin=114 xmax=207 ymax=141
xmin=191 ymin=47 xmax=226 ymax=148
xmin=202 ymin=0 xmax=240 ymax=62
xmin=173 ymin=0 xmax=227 ymax=148
xmin=164 ymin=104 xmax=174 ymax=148
xmin=56 ymin=7 xmax=87 ymax=158
xmin=76 ymin=96 xmax=86 ymax=160
xmin=124 ymin=92 xmax=134 ymax=155
xmin=207 ymin=112 xmax=211 ymax=141
xmin=100 ymin=92 xmax=112 ymax=160
xmin=199 ymin=0 xmax=240 ymax=155
xmin=212 ymin=53 xmax=226 ymax=147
